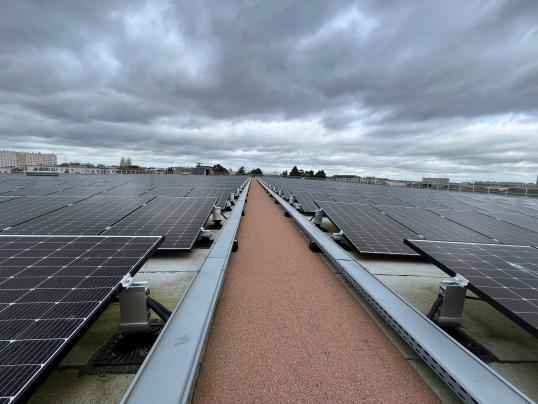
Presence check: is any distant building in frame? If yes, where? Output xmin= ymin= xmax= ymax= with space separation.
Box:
xmin=171 ymin=166 xmax=191 ymax=175
xmin=192 ymin=163 xmax=214 ymax=176
xmin=55 ymin=165 xmax=117 ymax=174
xmin=364 ymin=176 xmax=388 ymax=185
xmin=0 ymin=150 xmax=56 ymax=168
xmin=386 ymin=179 xmax=407 ymax=187
xmin=422 ymin=177 xmax=450 ymax=187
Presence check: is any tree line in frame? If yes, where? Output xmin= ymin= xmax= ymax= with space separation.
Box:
xmin=237 ymin=166 xmax=263 ymax=175
xmin=281 ymin=166 xmax=326 ymax=178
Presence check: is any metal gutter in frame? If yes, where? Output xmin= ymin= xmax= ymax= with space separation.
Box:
xmin=259 ymin=179 xmax=532 ymax=404
xmin=121 ymin=179 xmax=250 ymax=404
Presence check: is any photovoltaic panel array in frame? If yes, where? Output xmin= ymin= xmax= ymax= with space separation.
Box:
xmin=317 ymin=201 xmax=419 ymax=256
xmin=104 ymin=196 xmax=216 ymax=250
xmin=4 ymin=196 xmax=152 ymax=236
xmin=376 ymin=206 xmax=494 ymax=243
xmin=0 ymin=196 xmax=21 ymax=204
xmin=0 ymin=186 xmax=66 ymax=197
xmin=0 ymin=234 xmax=163 ymax=403
xmin=434 ymin=199 xmax=475 ymax=210
xmin=102 ymin=184 xmax=154 ymax=196
xmin=480 ymin=211 xmax=538 ymax=233
xmin=329 ymin=193 xmax=369 ymax=204
xmin=404 ymin=198 xmax=449 ymax=210
xmin=429 ymin=209 xmax=538 ymax=247
xmin=0 ymin=197 xmax=86 ymax=230
xmin=293 ymin=191 xmax=332 ymax=213
xmin=52 ymin=187 xmax=108 ymax=197
xmin=503 ymin=204 xmax=538 ymax=217
xmin=142 ymin=186 xmax=194 ymax=197
xmin=365 ymin=196 xmax=413 ymax=207
xmin=405 ymin=240 xmax=538 ymax=337
xmin=187 ymin=187 xmax=231 ymax=208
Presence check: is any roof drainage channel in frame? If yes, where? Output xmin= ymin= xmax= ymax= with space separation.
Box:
xmin=259 ymin=179 xmax=532 ymax=404
xmin=121 ymin=178 xmax=250 ymax=404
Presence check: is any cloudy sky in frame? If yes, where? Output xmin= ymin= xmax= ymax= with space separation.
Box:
xmin=1 ymin=0 xmax=537 ymax=181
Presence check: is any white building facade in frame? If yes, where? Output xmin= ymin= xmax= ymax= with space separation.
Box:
xmin=0 ymin=150 xmax=57 ymax=168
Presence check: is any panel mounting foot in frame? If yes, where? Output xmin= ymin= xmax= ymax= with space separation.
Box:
xmin=308 ymin=240 xmax=322 ymax=253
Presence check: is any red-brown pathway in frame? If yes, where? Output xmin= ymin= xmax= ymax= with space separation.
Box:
xmin=193 ymin=180 xmax=438 ymax=403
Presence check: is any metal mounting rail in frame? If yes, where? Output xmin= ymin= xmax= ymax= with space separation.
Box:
xmin=121 ymin=179 xmax=250 ymax=404
xmin=259 ymin=179 xmax=532 ymax=404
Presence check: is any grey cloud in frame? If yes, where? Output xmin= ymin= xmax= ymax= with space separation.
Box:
xmin=0 ymin=0 xmax=537 ymax=181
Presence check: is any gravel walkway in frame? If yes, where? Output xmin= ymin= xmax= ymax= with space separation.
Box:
xmin=193 ymin=181 xmax=439 ymax=403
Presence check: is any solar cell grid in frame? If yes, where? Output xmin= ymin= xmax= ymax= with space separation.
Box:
xmin=480 ymin=211 xmax=538 ymax=233
xmin=403 ymin=198 xmax=448 ymax=209
xmin=0 ymin=186 xmax=66 ymax=197
xmin=316 ymin=200 xmax=419 ymax=256
xmin=365 ymin=196 xmax=413 ymax=207
xmin=329 ymin=193 xmax=369 ymax=204
xmin=102 ymin=184 xmax=154 ymax=196
xmin=0 ymin=197 xmax=86 ymax=230
xmin=293 ymin=191 xmax=332 ymax=213
xmin=52 ymin=187 xmax=109 ymax=197
xmin=0 ymin=234 xmax=162 ymax=403
xmin=187 ymin=187 xmax=232 ymax=208
xmin=143 ymin=186 xmax=194 ymax=197
xmin=104 ymin=196 xmax=216 ymax=249
xmin=375 ymin=206 xmax=495 ymax=243
xmin=4 ymin=196 xmax=152 ymax=235
xmin=429 ymin=209 xmax=538 ymax=247
xmin=405 ymin=240 xmax=538 ymax=337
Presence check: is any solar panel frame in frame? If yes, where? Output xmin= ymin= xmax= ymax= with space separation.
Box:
xmin=0 ymin=196 xmax=21 ymax=204
xmin=0 ymin=234 xmax=163 ymax=403
xmin=4 ymin=196 xmax=153 ymax=235
xmin=0 ymin=196 xmax=88 ymax=231
xmin=329 ymin=193 xmax=370 ymax=204
xmin=317 ymin=200 xmax=419 ymax=256
xmin=375 ymin=206 xmax=495 ymax=243
xmin=364 ymin=196 xmax=413 ymax=207
xmin=480 ymin=211 xmax=538 ymax=233
xmin=187 ymin=187 xmax=232 ymax=208
xmin=142 ymin=186 xmax=194 ymax=197
xmin=293 ymin=191 xmax=333 ymax=213
xmin=103 ymin=196 xmax=217 ymax=250
xmin=405 ymin=239 xmax=538 ymax=337
xmin=429 ymin=208 xmax=538 ymax=247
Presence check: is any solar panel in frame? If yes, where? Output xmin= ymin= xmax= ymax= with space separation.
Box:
xmin=104 ymin=196 xmax=216 ymax=250
xmin=0 ymin=197 xmax=87 ymax=230
xmin=405 ymin=240 xmax=538 ymax=337
xmin=479 ymin=211 xmax=538 ymax=233
xmin=102 ymin=183 xmax=154 ymax=196
xmin=375 ymin=206 xmax=494 ymax=243
xmin=0 ymin=196 xmax=21 ymax=204
xmin=0 ymin=234 xmax=163 ymax=402
xmin=0 ymin=186 xmax=65 ymax=197
xmin=329 ymin=193 xmax=369 ymax=204
xmin=404 ymin=198 xmax=449 ymax=209
xmin=429 ymin=209 xmax=538 ymax=247
xmin=434 ymin=199 xmax=475 ymax=210
xmin=365 ymin=196 xmax=412 ymax=207
xmin=142 ymin=186 xmax=194 ymax=197
xmin=187 ymin=187 xmax=232 ymax=208
xmin=293 ymin=191 xmax=332 ymax=213
xmin=317 ymin=201 xmax=419 ymax=256
xmin=52 ymin=187 xmax=108 ymax=197
xmin=4 ymin=196 xmax=152 ymax=235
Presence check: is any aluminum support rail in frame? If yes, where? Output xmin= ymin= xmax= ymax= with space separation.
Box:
xmin=259 ymin=179 xmax=532 ymax=404
xmin=122 ymin=179 xmax=251 ymax=404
